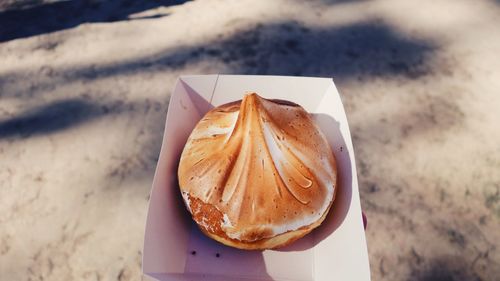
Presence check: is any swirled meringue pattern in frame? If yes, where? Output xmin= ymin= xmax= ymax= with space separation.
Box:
xmin=178 ymin=93 xmax=337 ymax=249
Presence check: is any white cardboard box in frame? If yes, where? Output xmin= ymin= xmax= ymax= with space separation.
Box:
xmin=142 ymin=75 xmax=371 ymax=281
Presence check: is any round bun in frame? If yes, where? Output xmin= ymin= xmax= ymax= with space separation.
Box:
xmin=178 ymin=93 xmax=337 ymax=250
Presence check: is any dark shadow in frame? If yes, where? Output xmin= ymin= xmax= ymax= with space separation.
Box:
xmin=0 ymin=98 xmax=102 ymax=138
xmin=279 ymin=113 xmax=353 ymax=251
xmin=0 ymin=20 xmax=437 ymax=100
xmin=407 ymin=257 xmax=485 ymax=281
xmin=78 ymin=20 xmax=431 ymax=79
xmin=0 ymin=0 xmax=191 ymax=42
xmin=0 ymin=97 xmax=167 ymax=141
xmin=215 ymin=21 xmax=436 ymax=79
xmin=0 ymin=96 xmax=168 ymax=188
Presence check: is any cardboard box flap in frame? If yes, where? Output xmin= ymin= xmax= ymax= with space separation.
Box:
xmin=143 ymin=76 xmax=218 ymax=274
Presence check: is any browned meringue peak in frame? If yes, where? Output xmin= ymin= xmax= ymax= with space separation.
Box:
xmin=179 ymin=93 xmax=337 ymax=241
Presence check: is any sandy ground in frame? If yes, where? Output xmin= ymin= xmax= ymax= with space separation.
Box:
xmin=1 ymin=0 xmax=500 ymax=280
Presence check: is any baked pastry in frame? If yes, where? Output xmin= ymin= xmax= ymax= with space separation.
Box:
xmin=178 ymin=93 xmax=337 ymax=250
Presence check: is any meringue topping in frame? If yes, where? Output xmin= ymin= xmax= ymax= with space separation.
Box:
xmin=178 ymin=93 xmax=337 ymax=241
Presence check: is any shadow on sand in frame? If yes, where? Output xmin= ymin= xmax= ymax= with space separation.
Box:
xmin=0 ymin=0 xmax=191 ymax=42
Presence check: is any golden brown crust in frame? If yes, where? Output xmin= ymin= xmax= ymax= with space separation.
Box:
xmin=189 ymin=195 xmax=227 ymax=238
xmin=188 ymin=192 xmax=334 ymax=250
xmin=178 ymin=93 xmax=337 ymax=249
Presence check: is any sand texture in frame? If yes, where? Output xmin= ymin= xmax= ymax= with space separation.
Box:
xmin=1 ymin=0 xmax=500 ymax=280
